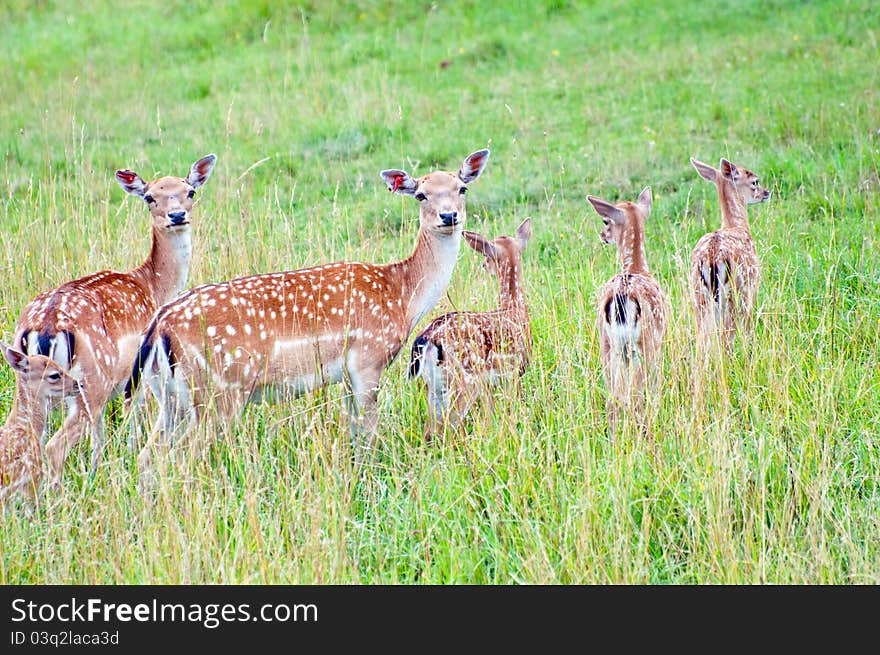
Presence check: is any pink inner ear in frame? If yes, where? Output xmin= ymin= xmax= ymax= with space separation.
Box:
xmin=117 ymin=171 xmax=136 ymax=184
xmin=392 ymin=174 xmax=404 ymax=192
xmin=468 ymin=153 xmax=487 ymax=172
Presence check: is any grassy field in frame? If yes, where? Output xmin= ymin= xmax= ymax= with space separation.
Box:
xmin=0 ymin=0 xmax=878 ymax=583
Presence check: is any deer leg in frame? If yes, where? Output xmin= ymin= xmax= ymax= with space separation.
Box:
xmin=606 ymin=395 xmax=621 ymax=437
xmin=449 ymin=375 xmax=481 ymax=435
xmin=137 ymin=421 xmax=164 ymax=497
xmin=345 ymin=365 xmax=382 ymax=465
xmin=424 ymin=375 xmax=449 ymax=444
xmin=88 ymin=413 xmax=106 ymax=478
xmin=44 ymin=397 xmax=92 ymax=490
xmin=136 ymin=375 xmax=196 ymax=495
xmin=40 ymin=397 xmax=53 ymax=446
xmin=159 ymin=373 xmax=194 ymax=447
xmin=126 ymin=385 xmax=146 ymax=454
xmin=136 ymin=397 xmax=191 ymax=496
xmin=481 ymin=380 xmax=496 ymax=419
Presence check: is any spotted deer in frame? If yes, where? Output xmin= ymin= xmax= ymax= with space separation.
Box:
xmin=690 ymin=157 xmax=770 ymax=351
xmin=589 ymin=187 xmax=667 ymax=430
xmin=408 ymin=219 xmax=532 ymax=440
xmin=14 ymin=154 xmax=216 ymax=488
xmin=126 ymin=149 xmax=490 ymax=475
xmin=0 ymin=343 xmax=83 ymax=504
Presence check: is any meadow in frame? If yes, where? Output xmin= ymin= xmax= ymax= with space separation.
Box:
xmin=0 ymin=0 xmax=878 ymax=583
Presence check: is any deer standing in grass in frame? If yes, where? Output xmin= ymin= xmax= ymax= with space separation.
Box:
xmin=689 ymin=157 xmax=770 ymax=352
xmin=126 ymin=149 xmax=490 ymax=477
xmin=590 ymin=187 xmax=667 ymax=430
xmin=0 ymin=343 xmax=83 ymax=504
xmin=408 ymin=219 xmax=532 ymax=440
xmin=13 ymin=154 xmax=216 ymax=489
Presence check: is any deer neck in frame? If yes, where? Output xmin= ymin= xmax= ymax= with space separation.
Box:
xmin=499 ymin=262 xmax=528 ymax=319
xmin=617 ymin=223 xmax=649 ymax=275
xmin=132 ymin=226 xmax=192 ymax=305
xmin=5 ymin=383 xmax=47 ymax=438
xmin=388 ymin=228 xmax=462 ymax=332
xmin=718 ymin=182 xmax=751 ymax=231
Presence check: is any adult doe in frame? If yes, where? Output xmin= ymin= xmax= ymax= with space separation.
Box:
xmin=409 ymin=219 xmax=532 ymax=440
xmin=589 ymin=187 xmax=667 ymax=430
xmin=13 ymin=154 xmax=216 ymax=488
xmin=126 ymin=149 xmax=490 ymax=475
xmin=690 ymin=157 xmax=770 ymax=351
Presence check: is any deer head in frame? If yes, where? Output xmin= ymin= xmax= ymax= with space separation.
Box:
xmin=1 ymin=342 xmax=83 ymax=405
xmin=463 ymin=218 xmax=532 ymax=280
xmin=588 ymin=186 xmax=652 ymax=246
xmin=691 ymin=157 xmax=770 ymax=205
xmin=115 ymin=154 xmax=217 ymax=233
xmin=381 ymin=149 xmax=490 ymax=237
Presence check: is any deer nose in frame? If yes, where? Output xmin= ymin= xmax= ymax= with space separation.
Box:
xmin=439 ymin=211 xmax=458 ymax=226
xmin=168 ymin=211 xmax=187 ymax=224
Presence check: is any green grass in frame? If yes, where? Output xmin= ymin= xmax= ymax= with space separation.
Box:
xmin=1 ymin=0 xmax=878 ymax=583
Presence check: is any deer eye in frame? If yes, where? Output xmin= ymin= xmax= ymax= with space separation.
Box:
xmin=46 ymin=372 xmax=61 ymax=382
xmin=187 ymin=189 xmax=195 ymax=199
xmin=415 ymin=192 xmax=427 ymax=202
xmin=144 ymin=194 xmax=155 ymax=204
xmin=459 ymin=186 xmax=467 ymax=195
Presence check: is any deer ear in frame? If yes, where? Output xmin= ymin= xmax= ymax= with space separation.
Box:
xmin=587 ymin=195 xmax=625 ymax=224
xmin=463 ymin=230 xmax=497 ymax=258
xmin=458 ymin=149 xmax=490 ymax=183
xmin=690 ymin=157 xmax=717 ymax=183
xmin=115 ymin=169 xmax=149 ymax=197
xmin=0 ymin=341 xmax=29 ymax=374
xmin=380 ymin=169 xmax=418 ymax=195
xmin=187 ymin=154 xmax=217 ymax=188
xmin=637 ymin=186 xmax=652 ymax=215
xmin=720 ymin=158 xmax=739 ymax=181
xmin=515 ymin=218 xmax=532 ymax=250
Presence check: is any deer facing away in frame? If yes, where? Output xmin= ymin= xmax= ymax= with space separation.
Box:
xmin=13 ymin=154 xmax=216 ymax=489
xmin=125 ymin=149 xmax=490 ymax=478
xmin=690 ymin=157 xmax=770 ymax=351
xmin=408 ymin=219 xmax=532 ymax=440
xmin=0 ymin=342 xmax=83 ymax=504
xmin=589 ymin=187 xmax=667 ymax=430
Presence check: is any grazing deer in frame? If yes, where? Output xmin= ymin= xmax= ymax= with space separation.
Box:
xmin=0 ymin=343 xmax=83 ymax=504
xmin=408 ymin=219 xmax=532 ymax=440
xmin=589 ymin=187 xmax=667 ymax=430
xmin=126 ymin=149 xmax=490 ymax=476
xmin=690 ymin=157 xmax=770 ymax=351
xmin=14 ymin=154 xmax=216 ymax=488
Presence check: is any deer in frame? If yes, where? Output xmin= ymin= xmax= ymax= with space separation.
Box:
xmin=689 ymin=157 xmax=770 ymax=352
xmin=13 ymin=154 xmax=216 ymax=489
xmin=0 ymin=342 xmax=84 ymax=505
xmin=125 ymin=149 xmax=490 ymax=479
xmin=589 ymin=187 xmax=667 ymax=432
xmin=408 ymin=218 xmax=532 ymax=440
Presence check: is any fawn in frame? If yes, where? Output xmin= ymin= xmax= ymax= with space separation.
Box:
xmin=690 ymin=157 xmax=770 ymax=351
xmin=408 ymin=219 xmax=532 ymax=440
xmin=125 ymin=149 xmax=490 ymax=477
xmin=0 ymin=342 xmax=83 ymax=504
xmin=13 ymin=154 xmax=216 ymax=489
xmin=590 ymin=187 xmax=667 ymax=430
